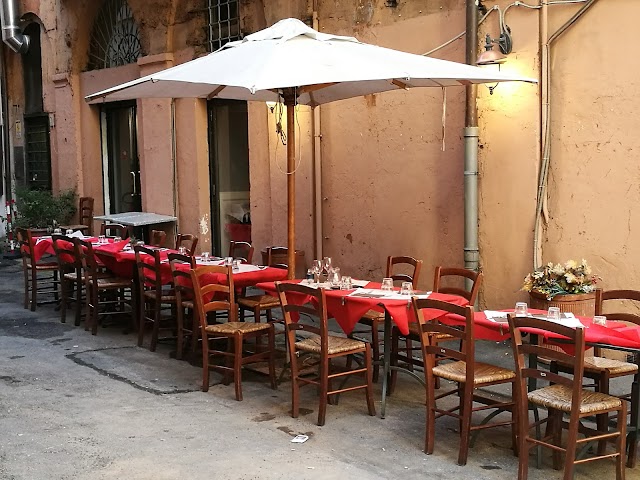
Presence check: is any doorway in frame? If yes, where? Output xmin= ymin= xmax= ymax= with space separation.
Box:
xmin=208 ymin=100 xmax=250 ymax=256
xmin=101 ymin=102 xmax=141 ymax=214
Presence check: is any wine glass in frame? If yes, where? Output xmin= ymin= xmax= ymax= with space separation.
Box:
xmin=322 ymin=256 xmax=332 ymax=275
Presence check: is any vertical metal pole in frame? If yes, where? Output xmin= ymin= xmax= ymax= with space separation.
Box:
xmin=464 ymin=0 xmax=479 ymax=295
xmin=284 ymin=90 xmax=296 ymax=279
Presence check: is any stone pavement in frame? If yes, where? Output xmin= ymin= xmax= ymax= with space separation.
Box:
xmin=0 ymin=259 xmax=635 ymax=479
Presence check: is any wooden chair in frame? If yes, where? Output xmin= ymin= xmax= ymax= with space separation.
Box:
xmin=75 ymin=238 xmax=132 ymax=335
xmin=175 ymin=233 xmax=198 ymax=256
xmin=150 ymin=229 xmax=167 ymax=247
xmin=191 ymin=265 xmax=276 ymax=401
xmin=266 ymin=246 xmax=289 ymax=270
xmin=61 ymin=196 xmax=94 ymax=235
xmin=228 ymin=240 xmax=254 ymax=263
xmin=135 ymin=245 xmax=177 ymax=351
xmin=390 ymin=266 xmax=483 ymax=392
xmin=550 ymin=288 xmax=640 ymax=465
xmin=16 ymin=227 xmax=59 ymax=311
xmin=100 ymin=222 xmax=130 ymax=239
xmin=237 ymin=246 xmax=287 ymax=323
xmin=508 ymin=315 xmax=626 ymax=480
xmin=276 ymin=282 xmax=376 ymax=426
xmin=52 ymin=235 xmax=84 ymax=326
xmin=414 ymin=298 xmax=516 ymax=465
xmin=169 ymin=253 xmax=197 ymax=360
xmin=351 ymin=255 xmax=422 ymax=382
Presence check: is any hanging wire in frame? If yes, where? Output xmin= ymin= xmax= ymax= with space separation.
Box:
xmin=272 ymin=87 xmax=303 ymax=176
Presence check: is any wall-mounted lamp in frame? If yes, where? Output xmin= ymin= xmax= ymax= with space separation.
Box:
xmin=476 ymin=32 xmax=512 ymax=94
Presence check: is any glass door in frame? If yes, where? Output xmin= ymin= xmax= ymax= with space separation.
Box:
xmin=101 ymin=102 xmax=141 ymax=214
xmin=208 ymin=100 xmax=250 ymax=256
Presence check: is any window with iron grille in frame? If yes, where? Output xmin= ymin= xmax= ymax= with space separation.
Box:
xmin=88 ymin=0 xmax=142 ymax=70
xmin=207 ymin=0 xmax=241 ymax=52
xmin=24 ymin=114 xmax=52 ymax=191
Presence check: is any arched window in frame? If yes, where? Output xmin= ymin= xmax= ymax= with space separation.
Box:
xmin=87 ymin=0 xmax=142 ymax=70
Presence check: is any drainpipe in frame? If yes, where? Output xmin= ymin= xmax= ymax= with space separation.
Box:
xmin=464 ymin=0 xmax=479 ymax=284
xmin=311 ymin=7 xmax=323 ymax=261
xmin=0 ymin=0 xmax=29 ymax=54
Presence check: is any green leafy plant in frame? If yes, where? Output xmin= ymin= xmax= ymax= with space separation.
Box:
xmin=13 ymin=187 xmax=77 ymax=229
xmin=522 ymin=259 xmax=600 ymax=300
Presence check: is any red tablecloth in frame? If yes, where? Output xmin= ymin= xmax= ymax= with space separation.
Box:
xmin=257 ymin=280 xmax=469 ymax=335
xmin=438 ymin=309 xmax=640 ymax=351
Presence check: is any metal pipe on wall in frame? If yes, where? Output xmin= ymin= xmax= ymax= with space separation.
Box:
xmin=464 ymin=0 xmax=479 ymax=283
xmin=0 ymin=0 xmax=28 ymax=53
xmin=311 ymin=8 xmax=323 ymax=261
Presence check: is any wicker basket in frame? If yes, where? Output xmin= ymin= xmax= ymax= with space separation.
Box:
xmin=528 ymin=291 xmax=596 ymax=317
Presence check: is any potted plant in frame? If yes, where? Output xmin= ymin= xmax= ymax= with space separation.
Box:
xmin=522 ymin=259 xmax=600 ymax=316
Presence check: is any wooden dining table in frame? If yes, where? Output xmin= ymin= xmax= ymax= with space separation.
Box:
xmin=257 ymin=279 xmax=469 ymax=417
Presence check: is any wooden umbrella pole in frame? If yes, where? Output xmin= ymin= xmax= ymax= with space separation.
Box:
xmin=284 ymin=90 xmax=296 ymax=279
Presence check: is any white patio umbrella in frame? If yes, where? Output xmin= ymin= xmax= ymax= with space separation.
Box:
xmin=87 ymin=18 xmax=536 ymax=277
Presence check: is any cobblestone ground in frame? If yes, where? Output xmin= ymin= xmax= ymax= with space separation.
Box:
xmin=0 ymin=258 xmax=635 ymax=479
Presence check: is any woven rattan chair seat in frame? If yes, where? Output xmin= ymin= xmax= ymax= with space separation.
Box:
xmin=407 ymin=322 xmax=455 ymax=341
xmin=92 ymin=276 xmax=131 ymax=289
xmin=143 ymin=290 xmax=175 ymax=302
xmin=63 ymin=271 xmax=109 ymax=282
xmin=584 ymin=356 xmax=639 ymax=375
xmin=205 ymin=321 xmax=271 ymax=335
xmin=361 ymin=309 xmax=384 ymax=322
xmin=433 ymin=361 xmax=515 ymax=384
xmin=528 ymin=384 xmax=622 ymax=414
xmin=296 ymin=335 xmax=365 ymax=355
xmin=238 ymin=294 xmax=280 ymax=309
xmin=29 ymin=262 xmax=58 ymax=270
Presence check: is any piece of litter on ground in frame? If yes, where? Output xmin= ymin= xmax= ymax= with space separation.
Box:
xmin=307 ymin=466 xmax=315 ymax=470
xmin=291 ymin=434 xmax=309 ymax=443
xmin=73 ymin=345 xmax=78 ymax=348
xmin=382 ymin=447 xmax=385 ymax=451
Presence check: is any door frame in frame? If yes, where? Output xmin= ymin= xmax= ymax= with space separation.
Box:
xmin=100 ymin=100 xmax=139 ymax=214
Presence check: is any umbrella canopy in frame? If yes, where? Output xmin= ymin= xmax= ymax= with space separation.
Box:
xmin=87 ymin=18 xmax=536 ymax=276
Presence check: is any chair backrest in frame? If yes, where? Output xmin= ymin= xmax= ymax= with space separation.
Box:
xmin=100 ymin=223 xmax=130 ymax=239
xmin=508 ymin=315 xmax=586 ymax=412
xmin=595 ymin=288 xmax=640 ymax=326
xmin=276 ymin=282 xmax=328 ymax=350
xmin=386 ymin=256 xmax=423 ymax=288
xmin=16 ymin=227 xmax=35 ymax=263
xmin=150 ymin=229 xmax=167 ymax=247
xmin=175 ymin=233 xmax=198 ymax=256
xmin=52 ymin=234 xmax=81 ymax=270
xmin=74 ymin=238 xmax=100 ymax=279
xmin=412 ymin=297 xmax=475 ymax=382
xmin=229 ymin=241 xmax=254 ymax=264
xmin=433 ymin=266 xmax=483 ymax=304
xmin=190 ymin=265 xmax=236 ymax=326
xmin=267 ymin=246 xmax=289 ymax=270
xmin=134 ymin=245 xmax=162 ymax=296
xmin=79 ymin=197 xmax=94 ymax=234
xmin=169 ymin=253 xmax=196 ymax=305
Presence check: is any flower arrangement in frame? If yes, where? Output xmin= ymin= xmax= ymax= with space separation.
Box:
xmin=522 ymin=259 xmax=600 ymax=300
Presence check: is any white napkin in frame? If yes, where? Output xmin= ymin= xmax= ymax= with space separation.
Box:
xmin=484 ymin=310 xmax=509 ymax=322
xmin=352 ymin=279 xmax=370 ymax=288
xmin=68 ymin=230 xmax=85 ymax=239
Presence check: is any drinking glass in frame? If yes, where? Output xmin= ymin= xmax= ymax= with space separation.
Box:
xmin=341 ymin=276 xmax=353 ymax=290
xmin=322 ymin=256 xmax=332 ymax=275
xmin=232 ymin=259 xmax=241 ymax=272
xmin=98 ymin=235 xmax=106 ymax=244
xmin=53 ymin=228 xmax=62 ymax=235
xmin=201 ymin=252 xmax=210 ymax=262
xmin=381 ymin=278 xmax=394 ymax=291
xmin=547 ymin=306 xmax=561 ymax=321
xmin=178 ymin=246 xmax=187 ymax=255
xmin=514 ymin=302 xmax=528 ymax=316
xmin=329 ymin=267 xmax=341 ymax=287
xmin=113 ymin=236 xmax=122 ymax=243
xmin=592 ymin=315 xmax=607 ymax=326
xmin=225 ymin=256 xmax=234 ymax=266
xmin=66 ymin=229 xmax=74 ymax=236
xmin=400 ymin=281 xmax=413 ymax=295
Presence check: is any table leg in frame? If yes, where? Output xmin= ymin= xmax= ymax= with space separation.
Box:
xmin=628 ymin=359 xmax=640 ymax=467
xmin=380 ymin=310 xmax=392 ymax=419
